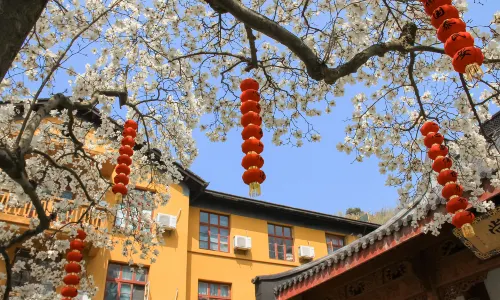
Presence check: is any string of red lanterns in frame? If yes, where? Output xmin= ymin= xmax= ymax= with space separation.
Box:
xmin=61 ymin=229 xmax=87 ymax=299
xmin=419 ymin=0 xmax=484 ymax=80
xmin=240 ymin=79 xmax=266 ymax=197
xmin=420 ymin=121 xmax=475 ymax=238
xmin=112 ymin=120 xmax=138 ymax=201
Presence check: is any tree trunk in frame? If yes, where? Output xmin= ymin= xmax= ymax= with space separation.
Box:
xmin=0 ymin=0 xmax=49 ymax=82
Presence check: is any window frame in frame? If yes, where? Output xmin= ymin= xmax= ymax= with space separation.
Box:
xmin=198 ymin=281 xmax=231 ymax=299
xmin=267 ymin=223 xmax=294 ymax=261
xmin=325 ymin=233 xmax=345 ymax=254
xmin=114 ymin=189 xmax=155 ymax=232
xmin=199 ymin=211 xmax=230 ymax=253
xmin=104 ymin=262 xmax=149 ymax=300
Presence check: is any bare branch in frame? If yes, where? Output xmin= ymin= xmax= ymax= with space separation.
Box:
xmin=0 ymin=0 xmax=49 ymax=82
xmin=459 ymin=73 xmax=495 ymax=147
xmin=32 ymin=150 xmax=96 ymax=205
xmin=209 ymin=0 xmax=440 ymax=85
xmin=408 ymin=52 xmax=426 ymax=118
xmin=1 ymin=249 xmax=12 ymax=300
xmin=244 ymin=25 xmax=258 ymax=72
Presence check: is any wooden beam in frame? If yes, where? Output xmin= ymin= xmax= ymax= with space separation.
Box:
xmin=411 ymin=250 xmax=442 ymax=299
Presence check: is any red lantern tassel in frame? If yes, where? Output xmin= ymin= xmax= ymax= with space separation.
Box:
xmin=240 ymin=79 xmax=266 ymax=197
xmin=420 ymin=121 xmax=475 ymax=238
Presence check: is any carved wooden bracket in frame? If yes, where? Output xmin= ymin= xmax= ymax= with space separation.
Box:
xmin=438 ymin=272 xmax=488 ymax=300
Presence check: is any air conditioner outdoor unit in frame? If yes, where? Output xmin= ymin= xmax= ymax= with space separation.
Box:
xmin=233 ymin=235 xmax=252 ymax=250
xmin=156 ymin=213 xmax=177 ymax=230
xmin=298 ymin=246 xmax=315 ymax=260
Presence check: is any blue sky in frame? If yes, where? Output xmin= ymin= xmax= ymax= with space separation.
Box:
xmin=189 ymin=0 xmax=499 ymax=215
xmin=191 ymin=87 xmax=395 ymax=215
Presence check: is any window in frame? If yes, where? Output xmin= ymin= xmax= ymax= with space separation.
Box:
xmin=198 ymin=281 xmax=230 ymax=299
xmin=11 ymin=249 xmax=55 ymax=293
xmin=114 ymin=190 xmax=154 ymax=232
xmin=61 ymin=190 xmax=73 ymax=199
xmin=104 ymin=263 xmax=149 ymax=300
xmin=268 ymin=224 xmax=293 ymax=261
xmin=326 ymin=234 xmax=345 ymax=254
xmin=199 ymin=211 xmax=229 ymax=252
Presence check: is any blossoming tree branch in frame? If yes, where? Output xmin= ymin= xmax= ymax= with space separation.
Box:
xmin=0 ymin=0 xmax=498 ymax=298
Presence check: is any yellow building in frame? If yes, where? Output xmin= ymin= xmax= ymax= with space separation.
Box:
xmin=0 ymin=105 xmax=378 ymax=300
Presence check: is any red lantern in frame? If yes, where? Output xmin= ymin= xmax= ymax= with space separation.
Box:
xmin=240 ymin=89 xmax=260 ymax=102
xmin=442 ymin=182 xmax=463 ymax=199
xmin=66 ymin=251 xmax=83 ymax=262
xmin=428 ymin=144 xmax=448 ymax=160
xmin=240 ymin=79 xmax=265 ymax=197
xmin=452 ymin=210 xmax=475 ymax=237
xmin=242 ymin=124 xmax=263 ymax=140
xmin=445 ymin=32 xmax=474 ymax=57
xmin=437 ymin=169 xmax=458 ymax=185
xmin=424 ymin=132 xmax=444 ymax=148
xmin=446 ymin=196 xmax=468 ymax=213
xmin=123 ymin=127 xmax=137 ymax=138
xmin=76 ymin=229 xmax=87 ymax=241
xmin=242 ymin=168 xmax=266 ymax=197
xmin=420 ymin=0 xmax=452 ymax=16
xmin=242 ymin=139 xmax=264 ymax=154
xmin=432 ymin=156 xmax=453 ymax=172
xmin=241 ymin=153 xmax=264 ymax=169
xmin=242 ymin=169 xmax=261 ymax=184
xmin=114 ymin=173 xmax=130 ymax=185
xmin=257 ymin=170 xmax=266 ymax=184
xmin=124 ymin=120 xmax=138 ymax=130
xmin=115 ymin=164 xmax=131 ymax=176
xmin=437 ymin=18 xmax=466 ymax=43
xmin=420 ymin=121 xmax=440 ymax=136
xmin=452 ymin=46 xmax=484 ymax=80
xmin=121 ymin=136 xmax=135 ymax=147
xmin=65 ymin=262 xmax=82 ymax=273
xmin=241 ymin=112 xmax=262 ymax=127
xmin=119 ymin=145 xmax=134 ymax=157
xmin=452 ymin=210 xmax=475 ymax=228
xmin=70 ymin=239 xmax=84 ymax=251
xmin=112 ymin=183 xmax=128 ymax=196
xmin=117 ymin=154 xmax=132 ymax=166
xmin=240 ymin=100 xmax=261 ymax=115
xmin=240 ymin=78 xmax=259 ymax=91
xmin=63 ymin=274 xmax=81 ymax=285
xmin=61 ymin=286 xmax=78 ymax=298
xmin=431 ymin=5 xmax=459 ymax=29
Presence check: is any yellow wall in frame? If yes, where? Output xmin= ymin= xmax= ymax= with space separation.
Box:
xmin=186 ymin=207 xmax=356 ymax=299
xmin=86 ymin=183 xmax=191 ymax=300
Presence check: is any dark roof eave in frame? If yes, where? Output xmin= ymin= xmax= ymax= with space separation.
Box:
xmin=174 ymin=162 xmax=208 ymax=187
xmin=204 ymin=190 xmax=380 ymax=230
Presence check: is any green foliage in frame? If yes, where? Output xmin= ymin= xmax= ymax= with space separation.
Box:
xmin=346 ymin=207 xmax=362 ymax=215
xmin=337 ymin=207 xmax=397 ymax=225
